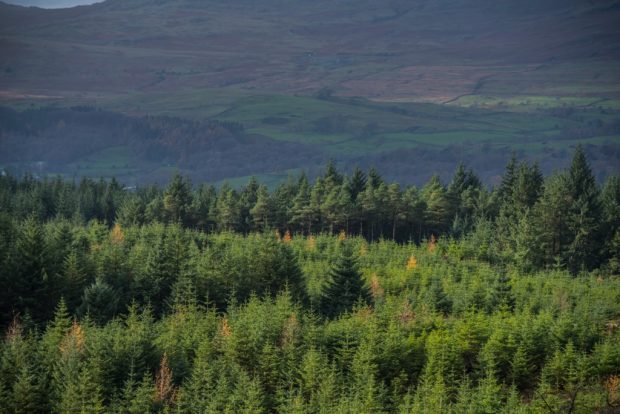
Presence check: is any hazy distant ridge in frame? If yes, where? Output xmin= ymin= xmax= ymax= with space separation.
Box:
xmin=1 ymin=0 xmax=99 ymax=8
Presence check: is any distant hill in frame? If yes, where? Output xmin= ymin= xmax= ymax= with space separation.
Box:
xmin=0 ymin=0 xmax=618 ymax=184
xmin=1 ymin=0 xmax=619 ymax=101
xmin=1 ymin=0 xmax=99 ymax=8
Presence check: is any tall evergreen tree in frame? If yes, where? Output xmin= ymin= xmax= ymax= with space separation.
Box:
xmin=116 ymin=196 xmax=145 ymax=227
xmin=349 ymin=167 xmax=367 ymax=201
xmin=290 ymin=177 xmax=314 ymax=234
xmin=565 ymin=146 xmax=602 ymax=272
xmin=12 ymin=216 xmax=54 ymax=322
xmin=77 ymin=278 xmax=119 ymax=325
xmin=601 ymin=176 xmax=620 ymax=272
xmin=240 ymin=176 xmax=260 ymax=232
xmin=250 ymin=185 xmax=273 ymax=232
xmin=320 ymin=243 xmax=371 ymax=318
xmin=422 ymin=175 xmax=450 ymax=237
xmin=216 ymin=184 xmax=241 ymax=231
xmin=534 ymin=173 xmax=572 ymax=269
xmin=163 ymin=172 xmax=193 ymax=225
xmin=498 ymin=153 xmax=517 ymax=203
xmin=61 ymin=250 xmax=87 ymax=312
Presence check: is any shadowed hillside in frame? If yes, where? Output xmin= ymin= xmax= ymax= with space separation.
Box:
xmin=0 ymin=0 xmax=619 ymax=184
xmin=1 ymin=0 xmax=619 ymax=100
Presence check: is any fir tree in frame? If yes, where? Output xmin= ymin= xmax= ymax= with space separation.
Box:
xmin=61 ymin=250 xmax=86 ymax=312
xmin=163 ymin=172 xmax=193 ymax=225
xmin=320 ymin=242 xmax=371 ymax=318
xmin=116 ymin=196 xmax=145 ymax=227
xmin=565 ymin=146 xmax=602 ymax=272
xmin=251 ymin=185 xmax=273 ymax=232
xmin=13 ymin=216 xmax=54 ymax=322
xmin=422 ymin=175 xmax=451 ymax=237
xmin=290 ymin=177 xmax=314 ymax=234
xmin=601 ymin=176 xmax=620 ymax=272
xmin=349 ymin=167 xmax=367 ymax=201
xmin=499 ymin=153 xmax=517 ymax=203
xmin=77 ymin=277 xmax=119 ymax=325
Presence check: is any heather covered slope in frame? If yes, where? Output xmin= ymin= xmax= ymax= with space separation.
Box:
xmin=1 ymin=0 xmax=619 ymax=100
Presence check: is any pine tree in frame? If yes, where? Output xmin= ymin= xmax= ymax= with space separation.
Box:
xmin=601 ymin=176 xmax=620 ymax=272
xmin=192 ymin=183 xmax=217 ymax=230
xmin=534 ymin=173 xmax=572 ymax=269
xmin=77 ymin=277 xmax=119 ymax=324
xmin=134 ymin=231 xmax=176 ymax=315
xmin=422 ymin=175 xmax=451 ymax=237
xmin=349 ymin=167 xmax=367 ymax=201
xmin=309 ymin=178 xmax=326 ymax=232
xmin=290 ymin=177 xmax=314 ymax=234
xmin=62 ymin=250 xmax=87 ymax=312
xmin=320 ymin=243 xmax=371 ymax=318
xmin=324 ymin=160 xmax=343 ymax=188
xmin=120 ymin=373 xmax=155 ymax=414
xmin=513 ymin=162 xmax=543 ymax=210
xmin=275 ymin=243 xmax=308 ymax=305
xmin=53 ymin=320 xmax=105 ymax=414
xmin=13 ymin=216 xmax=54 ymax=322
xmin=163 ymin=172 xmax=193 ymax=225
xmin=387 ymin=183 xmax=404 ymax=240
xmin=565 ymin=146 xmax=602 ymax=272
xmin=490 ymin=272 xmax=515 ymax=311
xmin=499 ymin=153 xmax=517 ymax=203
xmin=402 ymin=186 xmax=426 ymax=243
xmin=12 ymin=364 xmax=45 ymax=414
xmin=116 ymin=196 xmax=145 ymax=227
xmin=510 ymin=344 xmax=533 ymax=391
xmin=322 ymin=182 xmax=352 ymax=234
xmin=447 ymin=163 xmax=482 ymax=227
xmin=251 ymin=185 xmax=273 ymax=232
xmin=216 ymin=184 xmax=241 ymax=231
xmin=0 ymin=213 xmax=17 ymax=326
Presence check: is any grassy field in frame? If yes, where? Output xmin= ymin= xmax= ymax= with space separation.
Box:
xmin=1 ymin=86 xmax=618 ymax=185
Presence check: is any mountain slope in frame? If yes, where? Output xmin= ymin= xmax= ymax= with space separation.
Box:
xmin=0 ymin=0 xmax=619 ymax=185
xmin=1 ymin=0 xmax=619 ymax=101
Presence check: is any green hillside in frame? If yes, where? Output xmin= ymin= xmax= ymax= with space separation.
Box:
xmin=0 ymin=0 xmax=619 ymax=183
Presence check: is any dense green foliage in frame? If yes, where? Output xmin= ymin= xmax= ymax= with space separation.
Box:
xmin=0 ymin=148 xmax=619 ymax=412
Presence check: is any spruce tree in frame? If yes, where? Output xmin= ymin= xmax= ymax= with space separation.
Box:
xmin=290 ymin=177 xmax=314 ymax=234
xmin=498 ymin=153 xmax=517 ymax=203
xmin=134 ymin=231 xmax=176 ymax=315
xmin=240 ymin=176 xmax=260 ymax=231
xmin=349 ymin=167 xmax=367 ymax=201
xmin=163 ymin=172 xmax=193 ymax=225
xmin=13 ymin=216 xmax=53 ymax=322
xmin=12 ymin=364 xmax=46 ymax=414
xmin=116 ymin=196 xmax=145 ymax=227
xmin=275 ymin=242 xmax=308 ymax=305
xmin=601 ymin=176 xmax=620 ymax=272
xmin=61 ymin=251 xmax=86 ymax=312
xmin=422 ymin=175 xmax=450 ymax=237
xmin=490 ymin=272 xmax=515 ymax=311
xmin=216 ymin=184 xmax=241 ymax=231
xmin=77 ymin=278 xmax=119 ymax=325
xmin=534 ymin=173 xmax=572 ymax=269
xmin=320 ymin=243 xmax=371 ymax=318
xmin=565 ymin=146 xmax=602 ymax=272
xmin=250 ymin=185 xmax=273 ymax=232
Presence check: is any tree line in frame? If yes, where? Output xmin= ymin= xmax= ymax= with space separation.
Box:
xmin=1 ymin=147 xmax=618 ymax=274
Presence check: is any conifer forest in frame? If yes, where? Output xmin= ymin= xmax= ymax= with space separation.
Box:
xmin=0 ymin=147 xmax=619 ymax=413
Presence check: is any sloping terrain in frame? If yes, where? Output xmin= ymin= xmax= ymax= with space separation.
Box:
xmin=0 ymin=0 xmax=619 ymax=184
xmin=1 ymin=0 xmax=619 ymax=100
